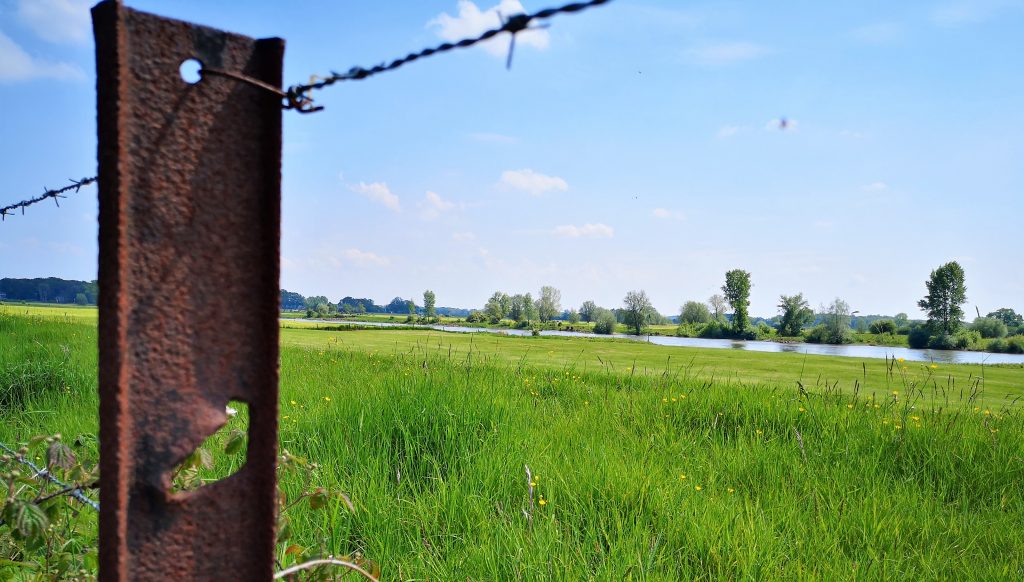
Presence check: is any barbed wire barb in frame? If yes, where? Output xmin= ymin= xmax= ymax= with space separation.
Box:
xmin=1 ymin=176 xmax=97 ymax=222
xmin=0 ymin=441 xmax=99 ymax=511
xmin=283 ymin=0 xmax=613 ymax=113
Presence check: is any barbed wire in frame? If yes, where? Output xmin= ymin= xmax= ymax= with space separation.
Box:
xmin=0 ymin=177 xmax=97 ymax=221
xmin=282 ymin=0 xmax=613 ymax=112
xmin=0 ymin=441 xmax=99 ymax=511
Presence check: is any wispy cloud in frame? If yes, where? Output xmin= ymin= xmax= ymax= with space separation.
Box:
xmin=451 ymin=231 xmax=476 ymax=242
xmin=0 ymin=30 xmax=83 ymax=83
xmin=420 ymin=190 xmax=456 ymax=220
xmin=849 ymin=22 xmax=903 ymax=44
xmin=862 ymin=181 xmax=888 ymax=192
xmin=683 ymin=42 xmax=771 ymax=66
xmin=429 ymin=1 xmax=549 ymax=58
xmin=552 ymin=223 xmax=614 ymax=238
xmin=652 ymin=208 xmax=685 ymax=220
xmin=348 ymin=181 xmax=401 ymax=212
xmin=500 ymin=169 xmax=568 ymax=196
xmin=716 ymin=125 xmax=743 ymax=139
xmin=340 ymin=248 xmax=390 ymax=267
xmin=468 ymin=132 xmax=519 ymax=144
xmin=931 ymin=0 xmax=1022 ymax=26
xmin=17 ymin=0 xmax=91 ymax=45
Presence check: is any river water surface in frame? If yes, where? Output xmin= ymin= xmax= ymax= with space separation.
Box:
xmin=289 ymin=319 xmax=1024 ymax=365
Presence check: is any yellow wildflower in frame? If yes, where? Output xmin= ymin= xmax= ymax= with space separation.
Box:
xmin=727 ymin=488 xmax=735 ymax=494
xmin=694 ymin=485 xmax=703 ymax=491
xmin=846 ymin=404 xmax=854 ymax=409
xmin=679 ymin=474 xmax=687 ymax=480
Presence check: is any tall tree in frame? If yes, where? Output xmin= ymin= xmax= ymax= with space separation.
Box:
xmin=679 ymin=301 xmax=711 ymax=324
xmin=893 ymin=312 xmax=909 ymax=328
xmin=918 ymin=261 xmax=967 ymax=335
xmin=777 ymin=293 xmax=814 ymax=336
xmin=406 ymin=300 xmax=416 ymax=317
xmin=818 ymin=297 xmax=853 ymax=344
xmin=987 ymin=308 xmax=1022 ymax=328
xmin=579 ymin=300 xmax=597 ymax=323
xmin=536 ymin=286 xmax=562 ymax=322
xmin=722 ymin=270 xmax=752 ymax=334
xmin=484 ymin=291 xmax=510 ymax=323
xmin=708 ymin=294 xmax=728 ymax=322
xmin=423 ymin=290 xmax=436 ymax=319
xmin=622 ymin=290 xmax=654 ymax=335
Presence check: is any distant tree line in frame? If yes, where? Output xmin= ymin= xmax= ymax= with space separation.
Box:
xmin=0 ymin=278 xmax=97 ymax=305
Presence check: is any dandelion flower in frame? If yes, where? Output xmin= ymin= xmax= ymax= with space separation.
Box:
xmin=539 ymin=497 xmax=547 ymax=506
xmin=929 ymin=364 xmax=938 ymax=369
xmin=846 ymin=404 xmax=854 ymax=409
xmin=727 ymin=488 xmax=735 ymax=494
xmin=679 ymin=474 xmax=687 ymax=480
xmin=290 ymin=400 xmax=297 ymax=405
xmin=755 ymin=429 xmax=763 ymax=435
xmin=798 ymin=407 xmax=806 ymax=413
xmin=694 ymin=485 xmax=703 ymax=491
xmin=323 ymin=396 xmax=331 ymax=402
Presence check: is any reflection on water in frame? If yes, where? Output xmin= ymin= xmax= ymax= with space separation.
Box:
xmin=289 ymin=319 xmax=1024 ymax=365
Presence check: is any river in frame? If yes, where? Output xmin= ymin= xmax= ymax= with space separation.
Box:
xmin=287 ymin=319 xmax=1024 ymax=365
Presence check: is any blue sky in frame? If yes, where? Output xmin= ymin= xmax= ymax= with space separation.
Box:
xmin=2 ymin=0 xmax=1022 ymax=317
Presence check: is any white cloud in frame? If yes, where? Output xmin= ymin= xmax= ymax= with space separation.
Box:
xmin=862 ymin=181 xmax=888 ymax=192
xmin=348 ymin=181 xmax=401 ymax=212
xmin=499 ymin=169 xmax=568 ymax=196
xmin=652 ymin=208 xmax=685 ymax=220
xmin=552 ymin=223 xmax=614 ymax=238
xmin=468 ymin=132 xmax=519 ymax=144
xmin=429 ymin=1 xmax=549 ymax=58
xmin=341 ymin=248 xmax=390 ymax=267
xmin=931 ymin=0 xmax=1022 ymax=26
xmin=716 ymin=125 xmax=742 ymax=139
xmin=452 ymin=231 xmax=477 ymax=242
xmin=17 ymin=0 xmax=91 ymax=45
xmin=683 ymin=42 xmax=771 ymax=66
xmin=849 ymin=22 xmax=903 ymax=44
xmin=420 ymin=190 xmax=455 ymax=219
xmin=0 ymin=30 xmax=83 ymax=82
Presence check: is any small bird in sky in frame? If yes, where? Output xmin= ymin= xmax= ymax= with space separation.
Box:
xmin=778 ymin=117 xmax=789 ymax=130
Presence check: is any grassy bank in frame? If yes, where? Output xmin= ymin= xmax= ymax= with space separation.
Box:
xmin=3 ymin=313 xmax=1024 ymax=579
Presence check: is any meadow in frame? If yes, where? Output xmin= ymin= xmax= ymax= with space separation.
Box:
xmin=2 ymin=308 xmax=1024 ymax=579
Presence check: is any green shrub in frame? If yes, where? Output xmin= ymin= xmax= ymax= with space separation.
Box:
xmin=1006 ymin=336 xmax=1024 ymax=354
xmin=755 ymin=322 xmax=775 ymax=340
xmin=698 ymin=321 xmax=728 ymax=339
xmin=804 ymin=323 xmax=852 ymax=345
xmin=907 ymin=327 xmax=931 ymax=349
xmin=952 ymin=330 xmax=981 ymax=350
xmin=928 ymin=333 xmax=957 ymax=350
xmin=593 ymin=312 xmax=617 ymax=335
xmin=988 ymin=338 xmax=1008 ymax=353
xmin=970 ymin=317 xmax=1008 ymax=339
xmin=869 ymin=320 xmax=897 ymax=334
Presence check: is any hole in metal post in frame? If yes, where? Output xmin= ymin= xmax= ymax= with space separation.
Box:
xmin=170 ymin=400 xmax=249 ymax=492
xmin=179 ymin=58 xmax=203 ymax=84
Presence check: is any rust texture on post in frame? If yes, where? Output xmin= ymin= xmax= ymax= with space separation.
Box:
xmin=93 ymin=1 xmax=282 ymax=579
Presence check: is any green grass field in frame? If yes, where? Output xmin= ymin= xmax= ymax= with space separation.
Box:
xmin=2 ymin=310 xmax=1024 ymax=579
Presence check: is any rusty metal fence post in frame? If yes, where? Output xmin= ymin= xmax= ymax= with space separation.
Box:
xmin=93 ymin=1 xmax=283 ymax=579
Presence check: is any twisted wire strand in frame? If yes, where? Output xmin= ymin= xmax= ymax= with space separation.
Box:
xmin=284 ymin=0 xmax=612 ymax=112
xmin=0 ymin=441 xmax=99 ymax=511
xmin=1 ymin=177 xmax=97 ymax=221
